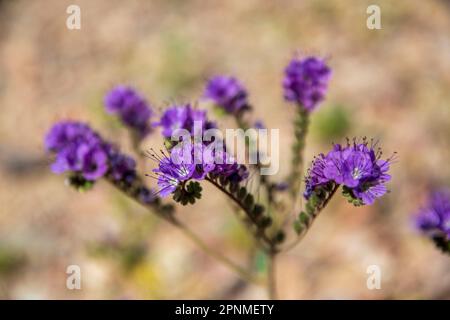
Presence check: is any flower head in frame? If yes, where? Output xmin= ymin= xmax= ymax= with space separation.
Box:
xmin=77 ymin=144 xmax=109 ymax=180
xmin=283 ymin=56 xmax=331 ymax=111
xmin=305 ymin=138 xmax=393 ymax=205
xmin=45 ymin=121 xmax=101 ymax=153
xmin=45 ymin=121 xmax=142 ymax=186
xmin=45 ymin=121 xmax=109 ymax=180
xmin=155 ymin=104 xmax=216 ymax=139
xmin=414 ymin=189 xmax=450 ymax=240
xmin=108 ymin=151 xmax=137 ymax=184
xmin=151 ymin=151 xmax=195 ymax=197
xmin=104 ymin=85 xmax=152 ymax=138
xmin=147 ymin=142 xmax=248 ymax=198
xmin=204 ymin=76 xmax=249 ymax=114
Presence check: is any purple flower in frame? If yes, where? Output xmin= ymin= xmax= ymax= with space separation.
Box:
xmin=303 ymin=153 xmax=330 ymax=199
xmin=254 ymin=120 xmax=266 ymax=130
xmin=304 ymin=139 xmax=393 ymax=205
xmin=283 ymin=56 xmax=331 ymax=111
xmin=137 ymin=186 xmax=156 ymax=204
xmin=78 ymin=144 xmax=109 ymax=180
xmin=155 ymin=104 xmax=216 ymax=139
xmin=104 ymin=86 xmax=152 ymax=138
xmin=108 ymin=151 xmax=137 ymax=183
xmin=414 ymin=189 xmax=450 ymax=240
xmin=152 ymin=154 xmax=195 ymax=197
xmin=204 ymin=76 xmax=249 ymax=114
xmin=45 ymin=121 xmax=140 ymax=184
xmin=45 ymin=121 xmax=101 ymax=153
xmin=149 ymin=142 xmax=248 ymax=197
xmin=45 ymin=121 xmax=108 ymax=180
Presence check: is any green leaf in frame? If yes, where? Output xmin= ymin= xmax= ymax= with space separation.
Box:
xmin=293 ymin=220 xmax=304 ymax=234
xmin=238 ymin=187 xmax=247 ymax=200
xmin=252 ymin=204 xmax=265 ymax=216
xmin=299 ymin=211 xmax=310 ymax=225
xmin=244 ymin=194 xmax=255 ymax=211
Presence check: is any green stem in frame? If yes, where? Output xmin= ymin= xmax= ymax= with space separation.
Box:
xmin=267 ymin=250 xmax=278 ymax=300
xmin=289 ymin=107 xmax=309 ymax=200
xmin=282 ymin=184 xmax=339 ymax=252
xmin=233 ymin=114 xmax=275 ymax=210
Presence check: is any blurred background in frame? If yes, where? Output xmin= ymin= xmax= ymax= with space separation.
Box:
xmin=0 ymin=0 xmax=449 ymax=299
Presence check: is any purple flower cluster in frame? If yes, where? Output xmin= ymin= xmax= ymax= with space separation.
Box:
xmin=283 ymin=56 xmax=331 ymax=111
xmin=151 ymin=143 xmax=248 ymax=197
xmin=104 ymin=85 xmax=153 ymax=138
xmin=45 ymin=121 xmax=110 ymax=180
xmin=304 ymin=139 xmax=392 ymax=205
xmin=45 ymin=121 xmax=136 ymax=183
xmin=415 ymin=189 xmax=450 ymax=240
xmin=204 ymin=76 xmax=249 ymax=114
xmin=155 ymin=104 xmax=216 ymax=139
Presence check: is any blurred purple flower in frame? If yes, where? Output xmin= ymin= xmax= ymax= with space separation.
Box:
xmin=45 ymin=121 xmax=140 ymax=184
xmin=414 ymin=189 xmax=450 ymax=240
xmin=154 ymin=104 xmax=216 ymax=139
xmin=78 ymin=144 xmax=109 ymax=180
xmin=108 ymin=151 xmax=137 ymax=183
xmin=204 ymin=76 xmax=249 ymax=114
xmin=254 ymin=120 xmax=265 ymax=130
xmin=283 ymin=56 xmax=331 ymax=111
xmin=104 ymin=85 xmax=152 ymax=138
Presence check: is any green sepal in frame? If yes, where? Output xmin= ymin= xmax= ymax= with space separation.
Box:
xmin=252 ymin=204 xmax=265 ymax=216
xmin=432 ymin=236 xmax=450 ymax=255
xmin=238 ymin=187 xmax=247 ymax=200
xmin=342 ymin=186 xmax=364 ymax=206
xmin=67 ymin=174 xmax=94 ymax=192
xmin=173 ymin=181 xmax=203 ymax=206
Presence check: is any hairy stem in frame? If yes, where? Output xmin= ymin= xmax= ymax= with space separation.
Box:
xmin=267 ymin=250 xmax=278 ymax=300
xmin=233 ymin=115 xmax=275 ymax=209
xmin=282 ymin=184 xmax=339 ymax=252
xmin=289 ymin=107 xmax=309 ymax=200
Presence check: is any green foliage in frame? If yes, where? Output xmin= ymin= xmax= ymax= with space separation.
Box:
xmin=67 ymin=174 xmax=94 ymax=191
xmin=238 ymin=187 xmax=247 ymax=200
xmin=0 ymin=246 xmax=25 ymax=276
xmin=259 ymin=216 xmax=273 ymax=229
xmin=311 ymin=104 xmax=351 ymax=142
xmin=342 ymin=186 xmax=364 ymax=206
xmin=252 ymin=204 xmax=265 ymax=216
xmin=293 ymin=182 xmax=337 ymax=235
xmin=244 ymin=194 xmax=255 ymax=212
xmin=274 ymin=231 xmax=286 ymax=244
xmin=173 ymin=181 xmax=203 ymax=205
xmin=212 ymin=105 xmax=228 ymax=118
xmin=289 ymin=108 xmax=309 ymax=198
xmin=432 ymin=236 xmax=450 ymax=255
